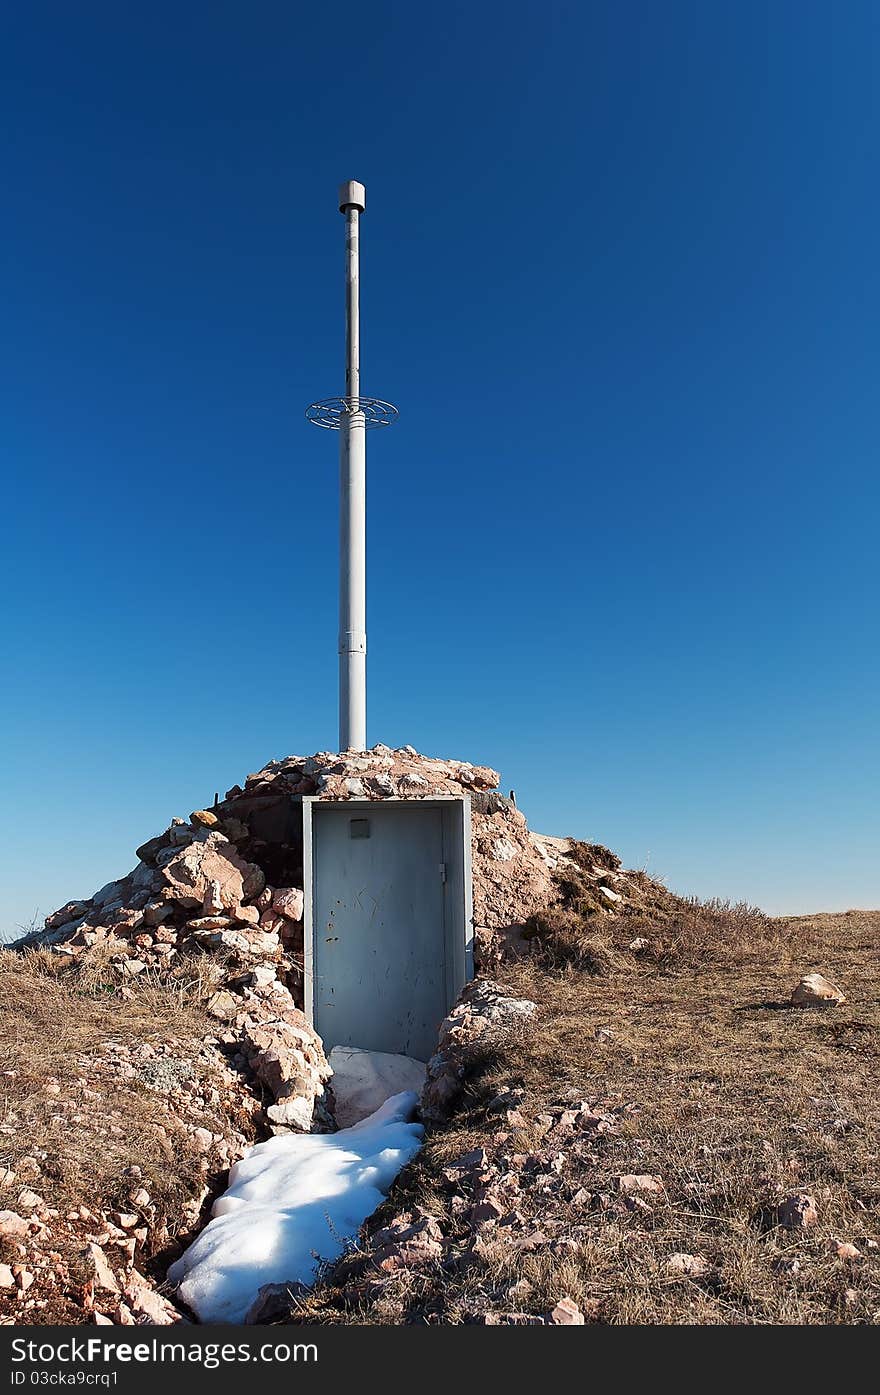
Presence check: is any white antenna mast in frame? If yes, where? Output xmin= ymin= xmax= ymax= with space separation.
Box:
xmin=307 ymin=181 xmax=398 ymax=751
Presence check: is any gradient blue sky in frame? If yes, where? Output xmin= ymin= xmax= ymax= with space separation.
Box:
xmin=1 ymin=1 xmax=878 ymax=935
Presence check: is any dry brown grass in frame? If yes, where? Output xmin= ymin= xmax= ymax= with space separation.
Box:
xmin=0 ymin=943 xmax=268 ymax=1323
xmin=0 ymin=949 xmax=230 ymax=1255
xmin=524 ymin=850 xmax=775 ymax=974
xmin=301 ymin=908 xmax=880 ymax=1325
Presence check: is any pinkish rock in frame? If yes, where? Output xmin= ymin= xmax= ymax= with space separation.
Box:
xmin=125 ymin=1270 xmax=185 ymax=1324
xmin=187 ymin=916 xmax=233 ymax=932
xmin=0 ymin=1211 xmax=29 ymax=1238
xmin=549 ymin=1297 xmax=585 ymax=1325
xmin=665 ymin=1252 xmax=710 ymax=1277
xmin=777 ymin=1192 xmax=818 ymax=1229
xmin=84 ymin=1243 xmax=120 ymax=1293
xmin=444 ymin=1147 xmax=489 ymax=1175
xmin=248 ymin=966 xmax=277 ymax=988
xmin=244 ymin=1283 xmax=310 ymax=1324
xmin=469 ymin=1196 xmax=506 ymax=1223
xmin=272 ymin=888 xmax=304 ymax=922
xmin=266 ymin=1096 xmax=314 ymax=1130
xmin=617 ymin=1174 xmax=665 ymax=1196
xmin=202 ymin=880 xmax=225 ymax=915
xmin=791 ymin=974 xmax=846 ymax=1008
xmin=160 ymin=831 xmax=263 ymax=913
xmin=242 ymin=1009 xmax=331 ymax=1128
xmin=259 ymin=910 xmax=287 ymax=936
xmin=369 ymin=1212 xmax=444 ymax=1272
xmin=828 ymin=1239 xmax=862 ymax=1261
xmin=45 ymin=901 xmax=91 ymax=930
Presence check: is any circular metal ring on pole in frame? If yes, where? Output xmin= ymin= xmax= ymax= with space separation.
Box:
xmin=305 ymin=396 xmax=399 ymax=431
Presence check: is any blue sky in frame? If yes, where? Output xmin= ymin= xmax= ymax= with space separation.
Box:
xmin=1 ymin=1 xmax=878 ymax=934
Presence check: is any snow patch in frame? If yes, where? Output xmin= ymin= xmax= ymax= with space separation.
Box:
xmin=329 ymin=1046 xmax=426 ymax=1128
xmin=168 ymin=1091 xmax=423 ymax=1324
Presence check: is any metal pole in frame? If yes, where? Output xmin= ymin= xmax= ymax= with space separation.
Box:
xmin=338 ymin=181 xmax=367 ymax=751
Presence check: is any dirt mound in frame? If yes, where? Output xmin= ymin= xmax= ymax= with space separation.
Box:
xmin=3 ymin=743 xmax=700 ymax=1326
xmin=24 ymin=746 xmax=558 ymax=978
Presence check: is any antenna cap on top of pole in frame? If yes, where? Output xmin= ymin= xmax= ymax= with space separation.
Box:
xmin=338 ymin=180 xmax=366 ymax=214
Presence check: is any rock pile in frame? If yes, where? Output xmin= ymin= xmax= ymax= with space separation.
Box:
xmin=8 ymin=745 xmax=576 ymax=1324
xmin=21 ymin=744 xmax=674 ymax=1157
xmin=225 ymin=745 xmax=557 ymax=954
xmin=20 ymin=747 xmax=567 ymax=1139
xmin=421 ymin=979 xmax=539 ymax=1125
xmin=37 ymin=840 xmax=332 ymax=1140
xmin=8 ymin=744 xmax=671 ymax=1326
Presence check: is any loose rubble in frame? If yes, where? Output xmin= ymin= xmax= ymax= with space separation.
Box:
xmin=316 ymin=1077 xmax=643 ymax=1322
xmin=422 ymin=979 xmax=538 ymax=1126
xmin=7 ymin=746 xmax=573 ymax=1326
xmin=18 ymin=747 xmax=558 ymax=1155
